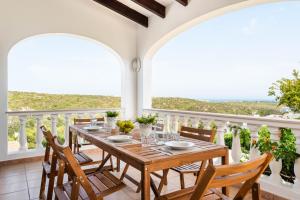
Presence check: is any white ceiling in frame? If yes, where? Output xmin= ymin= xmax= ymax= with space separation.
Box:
xmin=117 ymin=0 xmax=174 ymax=17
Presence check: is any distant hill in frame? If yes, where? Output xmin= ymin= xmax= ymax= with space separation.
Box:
xmin=8 ymin=91 xmax=281 ymax=116
xmin=152 ymin=97 xmax=281 ymax=116
xmin=8 ymin=91 xmax=121 ymax=111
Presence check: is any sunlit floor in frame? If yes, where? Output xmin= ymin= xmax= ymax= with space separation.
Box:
xmin=0 ymin=150 xmax=285 ymax=200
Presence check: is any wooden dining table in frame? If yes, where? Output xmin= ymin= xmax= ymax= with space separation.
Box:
xmin=69 ymin=125 xmax=229 ymax=200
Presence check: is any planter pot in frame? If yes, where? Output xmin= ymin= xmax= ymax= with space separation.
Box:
xmin=107 ymin=117 xmax=117 ymax=129
xmin=293 ymin=158 xmax=300 ymax=189
xmin=139 ymin=124 xmax=153 ymax=145
xmin=269 ymin=158 xmax=282 ymax=183
xmin=139 ymin=124 xmax=152 ymax=137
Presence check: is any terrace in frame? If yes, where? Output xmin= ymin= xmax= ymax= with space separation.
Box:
xmin=1 ymin=1 xmax=300 ymax=200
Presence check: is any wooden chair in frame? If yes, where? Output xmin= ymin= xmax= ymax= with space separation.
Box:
xmin=171 ymin=126 xmax=216 ymax=189
xmin=52 ymin=136 xmax=125 ymax=200
xmin=157 ymin=153 xmax=273 ymax=200
xmin=73 ymin=117 xmax=104 ymax=153
xmin=73 ymin=117 xmax=115 ymax=171
xmin=39 ymin=126 xmax=96 ymax=200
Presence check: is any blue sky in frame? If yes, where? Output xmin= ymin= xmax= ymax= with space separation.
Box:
xmin=8 ymin=35 xmax=121 ymax=96
xmin=152 ymin=1 xmax=300 ymax=101
xmin=9 ymin=1 xmax=300 ymax=101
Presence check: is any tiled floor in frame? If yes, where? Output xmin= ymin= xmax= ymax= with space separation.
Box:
xmin=0 ymin=151 xmax=282 ymax=200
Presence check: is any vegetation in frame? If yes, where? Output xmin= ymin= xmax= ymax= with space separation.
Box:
xmin=136 ymin=114 xmax=157 ymax=125
xmin=269 ymin=69 xmax=300 ymax=112
xmin=106 ymin=111 xmax=119 ymax=118
xmin=8 ymin=91 xmax=120 ymax=111
xmin=152 ymin=97 xmax=281 ymax=116
xmin=116 ymin=120 xmax=135 ymax=134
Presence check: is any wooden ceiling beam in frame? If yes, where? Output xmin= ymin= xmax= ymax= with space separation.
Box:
xmin=93 ymin=0 xmax=148 ymax=27
xmin=131 ymin=0 xmax=165 ymax=18
xmin=176 ymin=0 xmax=188 ymax=6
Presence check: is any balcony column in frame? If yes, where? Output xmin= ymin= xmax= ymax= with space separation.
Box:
xmin=248 ymin=125 xmax=260 ymax=160
xmin=293 ymin=129 xmax=300 ymax=190
xmin=171 ymin=115 xmax=179 ymax=132
xmin=202 ymin=119 xmax=210 ymax=130
xmin=268 ymin=127 xmax=282 ymax=183
xmin=35 ymin=115 xmax=43 ymax=150
xmin=51 ymin=114 xmax=58 ymax=136
xmin=64 ymin=114 xmax=71 ymax=146
xmin=215 ymin=121 xmax=227 ymax=146
xmin=163 ymin=114 xmax=170 ymax=132
xmin=231 ymin=124 xmax=242 ymax=163
xmin=192 ymin=117 xmax=198 ymax=128
xmin=19 ymin=115 xmax=27 ymax=151
xmin=214 ymin=121 xmax=227 ymax=164
xmin=183 ymin=116 xmax=189 ymax=127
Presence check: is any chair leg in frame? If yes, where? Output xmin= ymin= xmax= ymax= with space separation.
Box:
xmin=136 ymin=183 xmax=141 ymax=193
xmin=252 ymin=182 xmax=261 ymax=200
xmin=180 ymin=173 xmax=185 ymax=189
xmin=158 ymin=169 xmax=169 ymax=193
xmin=117 ymin=158 xmax=121 ymax=172
xmin=46 ymin=175 xmax=56 ymax=200
xmin=120 ymin=163 xmax=130 ymax=180
xmin=110 ymin=156 xmax=114 ymax=172
xmin=39 ymin=169 xmax=47 ymax=199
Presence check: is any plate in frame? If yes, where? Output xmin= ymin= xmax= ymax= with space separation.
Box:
xmin=83 ymin=126 xmax=101 ymax=131
xmin=165 ymin=141 xmax=194 ymax=150
xmin=107 ymin=135 xmax=132 ymax=143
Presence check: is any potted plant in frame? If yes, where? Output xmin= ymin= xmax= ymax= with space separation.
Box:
xmin=256 ymin=126 xmax=278 ymax=176
xmin=116 ymin=120 xmax=134 ymax=134
xmin=106 ymin=111 xmax=119 ymax=128
xmin=272 ymin=128 xmax=298 ymax=183
xmin=136 ymin=114 xmax=157 ymax=137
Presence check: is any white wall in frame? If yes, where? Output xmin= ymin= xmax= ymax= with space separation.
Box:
xmin=0 ymin=0 xmax=138 ymax=161
xmin=136 ymin=0 xmax=280 ymax=114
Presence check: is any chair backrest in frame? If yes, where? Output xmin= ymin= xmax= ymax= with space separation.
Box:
xmin=74 ymin=117 xmax=104 ymax=125
xmin=53 ymin=138 xmax=98 ymax=199
xmin=191 ymin=153 xmax=273 ymax=200
xmin=179 ymin=126 xmax=215 ymax=142
xmin=41 ymin=125 xmax=98 ymax=199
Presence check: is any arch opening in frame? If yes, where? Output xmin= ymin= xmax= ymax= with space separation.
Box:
xmin=7 ymin=33 xmax=124 ymax=151
xmin=144 ymin=1 xmax=299 ymax=116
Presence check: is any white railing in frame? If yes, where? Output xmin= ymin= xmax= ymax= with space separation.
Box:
xmin=6 ymin=108 xmax=122 ymax=158
xmin=143 ymin=108 xmax=300 ymax=200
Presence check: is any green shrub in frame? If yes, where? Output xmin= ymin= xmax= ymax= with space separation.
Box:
xmin=224 ymin=132 xmax=233 ymax=149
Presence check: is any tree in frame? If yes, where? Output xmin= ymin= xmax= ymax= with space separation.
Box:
xmin=268 ymin=69 xmax=300 ymax=112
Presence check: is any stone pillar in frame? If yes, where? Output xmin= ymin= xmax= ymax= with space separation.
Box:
xmin=64 ymin=114 xmax=71 ymax=146
xmin=231 ymin=125 xmax=242 ymax=163
xmin=35 ymin=115 xmax=43 ymax=150
xmin=19 ymin=115 xmax=27 ymax=151
xmin=51 ymin=114 xmax=58 ymax=136
xmin=163 ymin=114 xmax=170 ymax=133
xmin=248 ymin=125 xmax=261 ymax=160
xmin=268 ymin=127 xmax=282 ymax=183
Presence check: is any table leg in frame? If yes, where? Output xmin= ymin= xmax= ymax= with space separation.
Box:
xmin=141 ymin=167 xmax=151 ymax=200
xmin=222 ymin=150 xmax=229 ymax=195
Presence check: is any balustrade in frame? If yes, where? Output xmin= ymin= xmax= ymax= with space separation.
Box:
xmin=144 ymin=108 xmax=300 ymax=199
xmin=6 ymin=108 xmax=121 ymax=155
